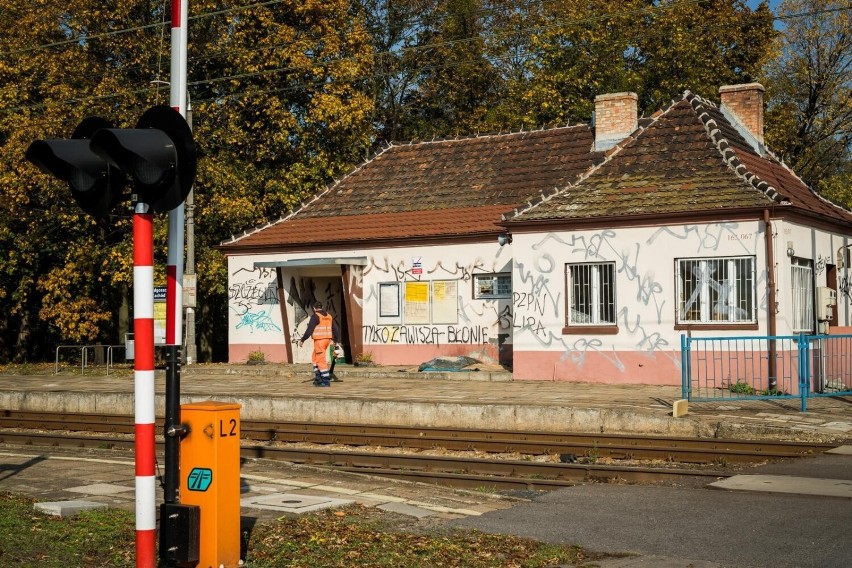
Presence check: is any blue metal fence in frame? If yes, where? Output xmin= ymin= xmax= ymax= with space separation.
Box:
xmin=681 ymin=333 xmax=852 ymax=412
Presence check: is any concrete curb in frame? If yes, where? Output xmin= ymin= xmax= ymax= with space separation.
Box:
xmin=0 ymin=389 xmax=772 ymax=439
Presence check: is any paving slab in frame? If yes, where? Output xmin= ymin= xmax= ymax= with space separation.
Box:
xmin=240 ymin=492 xmax=353 ymax=513
xmin=590 ymin=555 xmax=727 ymax=568
xmin=64 ymin=483 xmax=134 ymax=495
xmin=709 ymin=474 xmax=852 ymax=499
xmin=376 ymin=501 xmax=435 ymax=518
xmin=34 ymin=500 xmax=108 ymax=517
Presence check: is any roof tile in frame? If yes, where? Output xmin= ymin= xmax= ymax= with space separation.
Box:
xmin=223 ymin=90 xmax=852 ymax=251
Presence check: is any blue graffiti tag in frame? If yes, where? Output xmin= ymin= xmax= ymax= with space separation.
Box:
xmin=234 ymin=309 xmax=282 ymax=333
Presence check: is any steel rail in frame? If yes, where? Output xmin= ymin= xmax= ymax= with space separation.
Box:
xmin=0 ymin=410 xmax=835 ymax=463
xmin=0 ymin=430 xmax=730 ymax=489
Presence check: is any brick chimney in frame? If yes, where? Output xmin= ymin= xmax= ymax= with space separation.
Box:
xmin=719 ymin=83 xmax=765 ymax=144
xmin=594 ymin=92 xmax=638 ymax=152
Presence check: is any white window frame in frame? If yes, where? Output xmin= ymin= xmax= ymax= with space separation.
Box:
xmin=566 ymin=262 xmax=616 ymax=325
xmin=676 ymin=256 xmax=756 ymax=324
xmin=473 ymin=273 xmax=511 ymax=299
xmin=791 ymin=257 xmax=814 ymax=333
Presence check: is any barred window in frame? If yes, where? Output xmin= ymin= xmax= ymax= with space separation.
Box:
xmin=677 ymin=257 xmax=755 ymax=324
xmin=567 ymin=262 xmax=616 ymax=325
xmin=791 ymin=257 xmax=814 ymax=333
xmin=474 ymin=273 xmax=511 ymax=299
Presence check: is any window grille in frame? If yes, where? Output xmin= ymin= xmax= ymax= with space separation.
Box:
xmin=791 ymin=257 xmax=814 ymax=333
xmin=677 ymin=256 xmax=755 ymax=324
xmin=474 ymin=273 xmax=511 ymax=299
xmin=567 ymin=262 xmax=616 ymax=325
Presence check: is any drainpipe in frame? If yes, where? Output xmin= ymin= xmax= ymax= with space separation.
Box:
xmin=764 ymin=209 xmax=777 ymax=390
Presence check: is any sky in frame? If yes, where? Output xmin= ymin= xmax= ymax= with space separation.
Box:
xmin=746 ymin=0 xmax=786 ymax=30
xmin=746 ymin=0 xmax=783 ymax=11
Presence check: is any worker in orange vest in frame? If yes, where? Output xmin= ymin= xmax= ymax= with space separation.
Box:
xmin=298 ymin=301 xmax=341 ymax=387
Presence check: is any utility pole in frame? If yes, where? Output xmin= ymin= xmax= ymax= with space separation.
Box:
xmin=184 ymin=101 xmax=197 ymax=365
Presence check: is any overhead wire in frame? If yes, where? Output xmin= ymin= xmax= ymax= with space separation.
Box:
xmin=5 ymin=0 xmax=829 ymax=94
xmin=0 ymin=0 xmax=294 ymax=59
xmin=0 ymin=0 xmax=747 ymax=118
xmin=2 ymin=1 xmax=849 ymax=131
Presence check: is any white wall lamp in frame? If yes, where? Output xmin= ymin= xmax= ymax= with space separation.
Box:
xmin=497 ymin=233 xmax=512 ymax=246
xmin=786 ymin=241 xmax=795 ymax=257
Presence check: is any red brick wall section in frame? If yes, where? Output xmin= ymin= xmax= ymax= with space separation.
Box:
xmin=594 ymin=92 xmax=638 ymax=150
xmin=719 ymin=83 xmax=765 ymax=143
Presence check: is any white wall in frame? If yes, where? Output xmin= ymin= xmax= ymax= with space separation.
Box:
xmin=511 ymin=220 xmax=766 ymax=380
xmin=776 ymin=220 xmax=852 ymax=333
xmin=227 ymin=240 xmax=513 ymax=363
xmin=227 ymin=257 xmax=285 ymax=351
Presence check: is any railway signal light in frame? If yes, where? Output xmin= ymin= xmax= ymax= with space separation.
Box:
xmin=26 ymin=106 xmax=197 ymax=217
xmin=25 ymin=117 xmax=124 ymax=219
xmin=91 ymin=105 xmax=196 ymax=213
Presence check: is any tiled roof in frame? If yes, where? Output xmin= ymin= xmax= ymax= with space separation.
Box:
xmin=222 ymin=90 xmax=852 ymax=251
xmin=222 ymin=125 xmax=606 ymax=249
xmin=225 ymin=205 xmax=512 ymax=248
xmin=508 ymin=93 xmax=852 ymax=225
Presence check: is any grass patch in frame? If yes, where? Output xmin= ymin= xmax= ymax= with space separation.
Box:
xmin=0 ymin=494 xmax=590 ymax=567
xmin=0 ymin=493 xmax=134 ymax=567
xmin=728 ymin=381 xmax=756 ymax=395
xmin=246 ymin=506 xmax=588 ymax=567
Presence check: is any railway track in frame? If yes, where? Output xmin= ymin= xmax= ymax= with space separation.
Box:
xmin=0 ymin=410 xmax=834 ymax=490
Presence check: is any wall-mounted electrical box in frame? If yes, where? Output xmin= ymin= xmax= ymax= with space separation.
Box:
xmin=816 ymin=287 xmax=837 ymax=322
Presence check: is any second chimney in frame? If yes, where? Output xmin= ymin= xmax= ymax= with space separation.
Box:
xmin=594 ymin=92 xmax=638 ymax=152
xmin=719 ymin=83 xmax=765 ymax=144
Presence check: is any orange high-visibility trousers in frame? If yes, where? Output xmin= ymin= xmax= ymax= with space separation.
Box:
xmin=312 ymin=338 xmax=332 ymax=372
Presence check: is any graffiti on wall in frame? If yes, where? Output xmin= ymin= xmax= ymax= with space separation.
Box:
xmin=841 ymin=273 xmax=852 ymax=302
xmin=510 ymin=223 xmax=767 ymax=374
xmin=362 ymin=255 xmax=509 ymax=351
xmin=648 ymin=223 xmax=748 ymax=254
xmin=363 ymin=324 xmax=489 ymax=345
xmin=287 ymin=276 xmax=343 ymax=343
xmin=229 ymin=267 xmax=281 ymax=333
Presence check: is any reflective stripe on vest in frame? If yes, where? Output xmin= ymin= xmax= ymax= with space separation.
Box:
xmin=312 ymin=313 xmax=333 ymax=340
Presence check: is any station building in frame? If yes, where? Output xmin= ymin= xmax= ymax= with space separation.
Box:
xmin=218 ymin=84 xmax=852 ymax=384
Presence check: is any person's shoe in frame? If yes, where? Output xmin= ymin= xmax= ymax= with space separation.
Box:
xmin=318 ymin=381 xmax=331 ymax=387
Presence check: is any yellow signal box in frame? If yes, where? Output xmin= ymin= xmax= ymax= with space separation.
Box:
xmin=179 ymin=401 xmax=242 ymax=567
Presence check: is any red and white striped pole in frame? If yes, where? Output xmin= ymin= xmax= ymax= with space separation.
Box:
xmin=133 ymin=206 xmax=157 ymax=568
xmin=166 ymin=0 xmax=188 ymax=347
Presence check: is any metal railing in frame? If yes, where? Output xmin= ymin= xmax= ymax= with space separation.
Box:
xmin=681 ymin=333 xmax=852 ymax=412
xmin=55 ymin=344 xmax=128 ymax=375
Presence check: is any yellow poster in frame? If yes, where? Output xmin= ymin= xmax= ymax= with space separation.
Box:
xmin=153 ymin=302 xmax=167 ymax=345
xmin=404 ymin=281 xmax=430 ymax=323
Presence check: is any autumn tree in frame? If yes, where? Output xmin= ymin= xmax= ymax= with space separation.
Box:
xmin=360 ymin=0 xmax=776 ymax=138
xmin=0 ymin=0 xmax=169 ymax=361
xmin=187 ymin=0 xmax=375 ymax=357
xmin=763 ymin=0 xmax=851 ymax=196
xmin=0 ymin=1 xmax=374 ymax=362
xmin=629 ymin=0 xmax=776 ymax=113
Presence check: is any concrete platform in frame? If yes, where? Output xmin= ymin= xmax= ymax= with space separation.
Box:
xmin=2 ymin=363 xmax=852 ymax=442
xmin=710 ymin=474 xmax=852 ymax=499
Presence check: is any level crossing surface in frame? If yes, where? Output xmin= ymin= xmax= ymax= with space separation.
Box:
xmin=454 ymin=450 xmax=852 ymax=568
xmin=1 ymin=363 xmax=851 ymax=441
xmin=2 ymin=363 xmax=852 ymax=568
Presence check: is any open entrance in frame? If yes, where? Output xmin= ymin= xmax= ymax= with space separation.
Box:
xmin=254 ymin=258 xmax=365 ymax=364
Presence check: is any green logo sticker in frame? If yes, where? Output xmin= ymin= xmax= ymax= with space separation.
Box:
xmin=187 ymin=468 xmax=213 ymax=492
